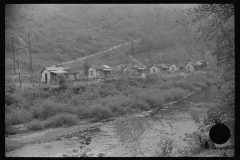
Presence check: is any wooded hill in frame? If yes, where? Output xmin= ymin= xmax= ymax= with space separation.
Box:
xmin=5 ymin=4 xmax=214 ymax=73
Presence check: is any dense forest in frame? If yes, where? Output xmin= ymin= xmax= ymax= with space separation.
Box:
xmin=5 ymin=4 xmax=212 ymax=73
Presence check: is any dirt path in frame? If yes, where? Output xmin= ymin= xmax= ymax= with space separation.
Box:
xmin=5 ymin=110 xmax=199 ymax=157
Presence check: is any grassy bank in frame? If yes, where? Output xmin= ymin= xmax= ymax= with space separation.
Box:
xmin=5 ymin=73 xmax=214 ymax=135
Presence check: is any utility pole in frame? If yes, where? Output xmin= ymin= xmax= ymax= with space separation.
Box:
xmin=10 ymin=34 xmax=33 ymax=75
xmin=27 ymin=34 xmax=33 ymax=74
xmin=148 ymin=51 xmax=151 ymax=66
xmin=11 ymin=37 xmax=16 ymax=74
xmin=16 ymin=59 xmax=21 ymax=87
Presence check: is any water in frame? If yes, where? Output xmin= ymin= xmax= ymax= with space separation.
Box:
xmin=60 ymin=88 xmax=215 ymax=144
xmin=149 ymin=87 xmax=215 ymax=117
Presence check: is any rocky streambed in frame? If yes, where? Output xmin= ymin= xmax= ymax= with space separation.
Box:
xmin=6 ymin=88 xmax=217 ymax=157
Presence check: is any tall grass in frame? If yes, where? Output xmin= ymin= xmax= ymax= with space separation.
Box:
xmin=44 ymin=113 xmax=78 ymax=128
xmin=5 ymin=73 xmax=213 ymax=132
xmin=31 ymin=100 xmax=69 ymax=120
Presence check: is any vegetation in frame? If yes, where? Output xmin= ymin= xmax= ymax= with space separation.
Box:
xmin=114 ymin=114 xmax=150 ymax=157
xmin=5 ymin=73 xmax=212 ymax=135
xmin=6 ymin=4 xmax=213 ymax=73
xmin=44 ymin=113 xmax=78 ymax=128
xmin=177 ymin=4 xmax=234 ymax=156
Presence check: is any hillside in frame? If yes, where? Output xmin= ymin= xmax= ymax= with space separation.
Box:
xmin=5 ymin=4 xmax=206 ymax=73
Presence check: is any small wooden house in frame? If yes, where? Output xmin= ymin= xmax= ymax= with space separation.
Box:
xmin=88 ymin=65 xmax=113 ymax=79
xmin=122 ymin=64 xmax=146 ymax=77
xmin=168 ymin=64 xmax=178 ymax=72
xmin=196 ymin=60 xmax=204 ymax=65
xmin=149 ymin=64 xmax=169 ymax=74
xmin=40 ymin=66 xmax=67 ymax=84
xmin=185 ymin=62 xmax=201 ymax=71
xmin=149 ymin=64 xmax=161 ymax=74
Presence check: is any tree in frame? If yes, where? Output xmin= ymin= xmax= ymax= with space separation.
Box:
xmin=55 ymin=74 xmax=67 ymax=89
xmin=175 ymin=4 xmax=234 ymax=61
xmin=83 ymin=61 xmax=90 ymax=77
xmin=176 ymin=4 xmax=235 ymax=149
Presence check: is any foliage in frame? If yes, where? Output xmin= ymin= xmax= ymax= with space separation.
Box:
xmin=83 ymin=61 xmax=90 ymax=76
xmin=6 ymin=108 xmax=32 ymax=125
xmin=31 ymin=100 xmax=69 ymax=120
xmin=6 ymin=4 xmax=197 ymax=72
xmin=27 ymin=119 xmax=44 ymax=131
xmin=44 ymin=113 xmax=78 ymax=128
xmin=114 ymin=114 xmax=150 ymax=157
xmin=175 ymin=4 xmax=234 ymax=59
xmin=88 ymin=104 xmax=112 ymax=120
xmin=135 ymin=90 xmax=164 ymax=108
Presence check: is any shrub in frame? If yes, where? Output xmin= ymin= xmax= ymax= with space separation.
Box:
xmin=71 ymin=106 xmax=93 ymax=119
xmin=21 ymin=89 xmax=52 ymax=103
xmin=44 ymin=113 xmax=78 ymax=128
xmin=88 ymin=104 xmax=112 ymax=120
xmin=174 ymin=80 xmax=195 ymax=90
xmin=6 ymin=109 xmax=32 ymax=125
xmin=135 ymin=90 xmax=164 ymax=108
xmin=31 ymin=100 xmax=69 ymax=120
xmin=27 ymin=120 xmax=44 ymax=131
xmin=5 ymin=125 xmax=17 ymax=135
xmin=5 ymin=116 xmax=18 ymax=135
xmin=188 ymin=107 xmax=201 ymax=123
xmin=128 ymin=99 xmax=150 ymax=111
xmin=5 ymin=93 xmax=28 ymax=108
xmin=114 ymin=114 xmax=150 ymax=157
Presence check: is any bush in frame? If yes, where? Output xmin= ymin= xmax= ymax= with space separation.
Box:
xmin=188 ymin=108 xmax=201 ymax=123
xmin=5 ymin=116 xmax=18 ymax=135
xmin=6 ymin=109 xmax=32 ymax=125
xmin=5 ymin=93 xmax=28 ymax=108
xmin=21 ymin=89 xmax=52 ymax=103
xmin=27 ymin=120 xmax=44 ymax=131
xmin=89 ymin=104 xmax=112 ymax=120
xmin=135 ymin=90 xmax=164 ymax=108
xmin=31 ymin=100 xmax=69 ymax=120
xmin=44 ymin=113 xmax=78 ymax=128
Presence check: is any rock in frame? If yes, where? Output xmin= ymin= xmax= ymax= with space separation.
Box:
xmin=71 ymin=136 xmax=79 ymax=140
xmin=44 ymin=144 xmax=51 ymax=148
xmin=73 ymin=149 xmax=78 ymax=153
xmin=98 ymin=153 xmax=105 ymax=157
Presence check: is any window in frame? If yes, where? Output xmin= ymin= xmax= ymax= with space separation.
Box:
xmin=90 ymin=71 xmax=93 ymax=76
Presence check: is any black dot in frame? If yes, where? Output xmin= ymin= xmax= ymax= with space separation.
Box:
xmin=209 ymin=123 xmax=230 ymax=144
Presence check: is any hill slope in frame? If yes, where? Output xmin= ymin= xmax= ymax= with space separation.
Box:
xmin=5 ymin=4 xmax=203 ymax=73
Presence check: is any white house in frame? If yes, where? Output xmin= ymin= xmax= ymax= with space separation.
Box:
xmin=40 ymin=66 xmax=81 ymax=83
xmin=40 ymin=66 xmax=67 ymax=83
xmin=168 ymin=64 xmax=178 ymax=72
xmin=150 ymin=65 xmax=161 ymax=74
xmin=196 ymin=60 xmax=204 ymax=65
xmin=185 ymin=63 xmax=197 ymax=71
xmin=88 ymin=65 xmax=113 ymax=79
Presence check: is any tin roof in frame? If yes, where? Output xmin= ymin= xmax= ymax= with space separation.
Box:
xmin=41 ymin=66 xmax=66 ymax=73
xmin=50 ymin=70 xmax=67 ymax=74
xmin=90 ymin=65 xmax=112 ymax=70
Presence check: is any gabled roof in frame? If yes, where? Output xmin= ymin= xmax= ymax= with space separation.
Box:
xmin=50 ymin=70 xmax=67 ymax=74
xmin=165 ymin=64 xmax=172 ymax=67
xmin=41 ymin=66 xmax=66 ymax=73
xmin=90 ymin=65 xmax=112 ymax=70
xmin=90 ymin=65 xmax=105 ymax=70
xmin=186 ymin=62 xmax=199 ymax=67
xmin=176 ymin=63 xmax=185 ymax=67
xmin=169 ymin=63 xmax=177 ymax=67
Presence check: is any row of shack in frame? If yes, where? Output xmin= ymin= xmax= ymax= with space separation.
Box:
xmin=40 ymin=60 xmax=208 ymax=84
